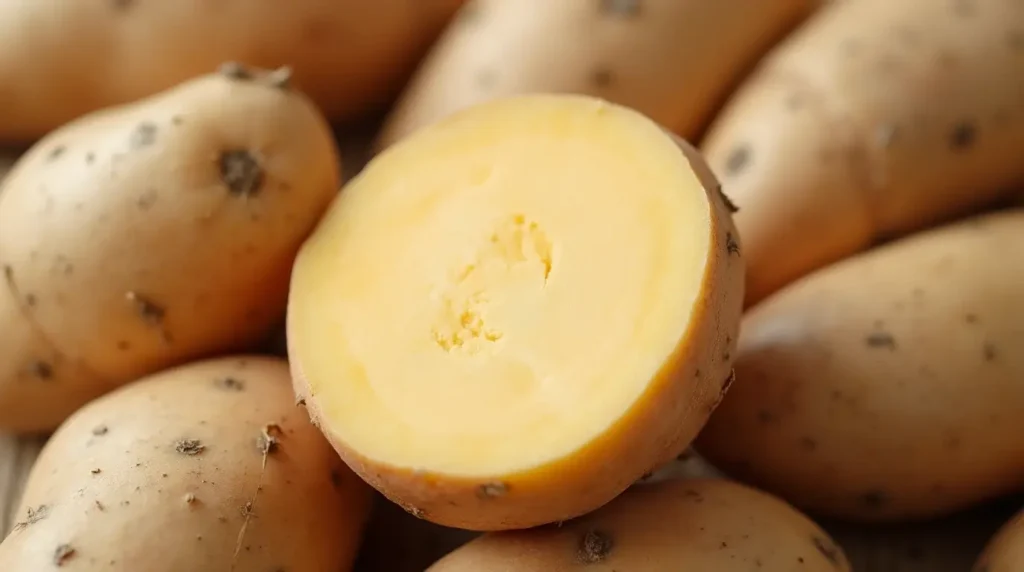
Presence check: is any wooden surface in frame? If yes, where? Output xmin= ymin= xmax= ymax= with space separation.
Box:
xmin=0 ymin=436 xmax=1013 ymax=571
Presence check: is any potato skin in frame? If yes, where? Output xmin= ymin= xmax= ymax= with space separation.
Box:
xmin=0 ymin=356 xmax=372 ymax=571
xmin=975 ymin=509 xmax=1024 ymax=572
xmin=427 ymin=478 xmax=850 ymax=571
xmin=697 ymin=209 xmax=1024 ymax=521
xmin=376 ymin=0 xmax=817 ymax=149
xmin=291 ymin=105 xmax=746 ymax=531
xmin=0 ymin=0 xmax=466 ymax=142
xmin=0 ymin=66 xmax=340 ymax=433
xmin=702 ymin=0 xmax=1024 ymax=306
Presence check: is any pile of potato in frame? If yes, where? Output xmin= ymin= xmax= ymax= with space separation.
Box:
xmin=0 ymin=0 xmax=1021 ymax=570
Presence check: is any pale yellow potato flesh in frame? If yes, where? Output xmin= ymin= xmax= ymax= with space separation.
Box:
xmin=289 ymin=94 xmax=744 ymax=530
xmin=975 ymin=509 xmax=1024 ymax=572
xmin=427 ymin=478 xmax=851 ymax=571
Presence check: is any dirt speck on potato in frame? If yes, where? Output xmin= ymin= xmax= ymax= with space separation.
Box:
xmin=599 ymin=0 xmax=641 ymax=18
xmin=477 ymin=482 xmax=509 ymax=498
xmin=129 ymin=122 xmax=158 ymax=149
xmin=724 ymin=145 xmax=752 ymax=176
xmin=175 ymin=439 xmax=206 ymax=456
xmin=47 ymin=145 xmax=67 ymax=162
xmin=184 ymin=493 xmax=197 ymax=505
xmin=219 ymin=61 xmax=253 ymax=81
xmin=91 ymin=468 xmax=102 ymax=475
xmin=726 ymin=233 xmax=740 ymax=256
xmin=983 ymin=342 xmax=998 ymax=362
xmin=591 ymin=67 xmax=614 ymax=88
xmin=859 ymin=490 xmax=889 ymax=510
xmin=577 ymin=529 xmax=614 ymax=564
xmin=219 ymin=150 xmax=264 ymax=197
xmin=53 ymin=544 xmax=76 ymax=566
xmin=125 ymin=291 xmax=166 ymax=326
xmin=812 ymin=535 xmax=843 ymax=566
xmin=257 ymin=424 xmax=283 ymax=455
xmin=215 ymin=376 xmax=246 ymax=391
xmin=864 ymin=331 xmax=897 ymax=349
xmin=13 ymin=505 xmax=50 ymax=531
xmin=949 ymin=122 xmax=977 ymax=150
xmin=28 ymin=360 xmax=54 ymax=380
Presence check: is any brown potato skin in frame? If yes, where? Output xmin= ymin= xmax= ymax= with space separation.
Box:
xmin=701 ymin=0 xmax=1024 ymax=307
xmin=376 ymin=0 xmax=817 ymax=149
xmin=0 ymin=0 xmax=466 ymax=142
xmin=697 ymin=209 xmax=1024 ymax=522
xmin=427 ymin=478 xmax=850 ymax=571
xmin=975 ymin=508 xmax=1024 ymax=572
xmin=0 ymin=356 xmax=372 ymax=572
xmin=290 ymin=114 xmax=745 ymax=531
xmin=0 ymin=67 xmax=340 ymax=433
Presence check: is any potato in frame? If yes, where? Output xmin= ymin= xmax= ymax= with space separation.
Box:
xmin=975 ymin=507 xmax=1024 ymax=572
xmin=701 ymin=0 xmax=1024 ymax=306
xmin=289 ymin=94 xmax=744 ymax=530
xmin=0 ymin=356 xmax=372 ymax=571
xmin=426 ymin=478 xmax=850 ymax=571
xmin=376 ymin=0 xmax=819 ymax=150
xmin=0 ymin=0 xmax=466 ymax=142
xmin=0 ymin=64 xmax=340 ymax=433
xmin=697 ymin=209 xmax=1024 ymax=521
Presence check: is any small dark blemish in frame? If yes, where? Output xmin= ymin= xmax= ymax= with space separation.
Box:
xmin=591 ymin=67 xmax=614 ymax=88
xmin=800 ymin=437 xmax=818 ymax=452
xmin=125 ymin=291 xmax=165 ymax=326
xmin=117 ymin=340 xmax=131 ymax=351
xmin=677 ymin=448 xmax=694 ymax=462
xmin=330 ymin=469 xmax=344 ymax=490
xmin=175 ymin=439 xmax=206 ymax=456
xmin=478 ymin=482 xmax=509 ymax=498
xmin=860 ymin=490 xmax=889 ymax=510
xmin=215 ymin=377 xmax=246 ymax=391
xmin=865 ymin=331 xmax=897 ymax=350
xmin=599 ymin=0 xmax=641 ymax=18
xmin=92 ymin=425 xmax=109 ymax=436
xmin=812 ymin=536 xmax=842 ymax=566
xmin=171 ymin=115 xmax=183 ymax=126
xmin=85 ymin=152 xmax=95 ymax=164
xmin=983 ymin=342 xmax=998 ymax=362
xmin=91 ymin=468 xmax=101 ymax=475
xmin=24 ymin=293 xmax=36 ymax=307
xmin=48 ymin=146 xmax=67 ymax=161
xmin=724 ymin=145 xmax=751 ymax=176
xmin=53 ymin=544 xmax=76 ymax=566
xmin=965 ymin=313 xmax=979 ymax=324
xmin=218 ymin=150 xmax=264 ymax=197
xmin=136 ymin=189 xmax=158 ymax=210
xmin=577 ymin=529 xmax=614 ymax=564
xmin=719 ymin=369 xmax=736 ymax=397
xmin=129 ymin=122 xmax=158 ymax=149
xmin=726 ymin=233 xmax=740 ymax=256
xmin=258 ymin=424 xmax=283 ymax=455
xmin=112 ymin=0 xmax=134 ymax=11
xmin=13 ymin=505 xmax=50 ymax=531
xmin=757 ymin=410 xmax=777 ymax=424
xmin=219 ymin=61 xmax=252 ymax=80
xmin=949 ymin=122 xmax=976 ymax=150
xmin=29 ymin=360 xmax=54 ymax=380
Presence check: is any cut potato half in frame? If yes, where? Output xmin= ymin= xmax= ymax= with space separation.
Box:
xmin=288 ymin=94 xmax=743 ymax=530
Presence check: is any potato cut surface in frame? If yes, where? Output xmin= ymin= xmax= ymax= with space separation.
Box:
xmin=289 ymin=94 xmax=743 ymax=529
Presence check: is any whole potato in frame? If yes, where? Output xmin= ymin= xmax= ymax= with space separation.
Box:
xmin=702 ymin=0 xmax=1024 ymax=306
xmin=697 ymin=209 xmax=1024 ymax=521
xmin=377 ymin=0 xmax=818 ymax=149
xmin=0 ymin=0 xmax=466 ymax=142
xmin=0 ymin=356 xmax=372 ymax=571
xmin=0 ymin=64 xmax=340 ymax=433
xmin=427 ymin=478 xmax=850 ymax=571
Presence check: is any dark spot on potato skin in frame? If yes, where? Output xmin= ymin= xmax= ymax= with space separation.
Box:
xmin=215 ymin=377 xmax=246 ymax=391
xmin=175 ymin=439 xmax=206 ymax=456
xmin=85 ymin=152 xmax=95 ymax=164
xmin=28 ymin=360 xmax=54 ymax=380
xmin=116 ymin=340 xmax=131 ymax=351
xmin=92 ymin=425 xmax=109 ymax=436
xmin=726 ymin=233 xmax=740 ymax=256
xmin=599 ymin=0 xmax=641 ymax=17
xmin=716 ymin=184 xmax=739 ymax=213
xmin=812 ymin=536 xmax=843 ymax=567
xmin=125 ymin=291 xmax=166 ymax=326
xmin=965 ymin=313 xmax=979 ymax=324
xmin=219 ymin=150 xmax=264 ymax=197
xmin=219 ymin=61 xmax=252 ymax=81
xmin=53 ymin=544 xmax=76 ymax=566
xmin=757 ymin=410 xmax=777 ymax=425
xmin=129 ymin=122 xmax=158 ymax=149
xmin=47 ymin=146 xmax=67 ymax=161
xmin=13 ymin=505 xmax=50 ymax=531
xmin=859 ymin=490 xmax=889 ymax=510
xmin=112 ymin=0 xmax=134 ymax=11
xmin=577 ymin=529 xmax=614 ymax=564
xmin=865 ymin=331 xmax=897 ymax=349
xmin=800 ymin=437 xmax=818 ymax=451
xmin=724 ymin=145 xmax=751 ymax=176
xmin=949 ymin=122 xmax=977 ymax=150
xmin=591 ymin=67 xmax=614 ymax=88
xmin=257 ymin=424 xmax=283 ymax=455
xmin=983 ymin=342 xmax=998 ymax=362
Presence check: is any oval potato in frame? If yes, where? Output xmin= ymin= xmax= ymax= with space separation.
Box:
xmin=697 ymin=209 xmax=1024 ymax=521
xmin=376 ymin=0 xmax=819 ymax=149
xmin=701 ymin=0 xmax=1024 ymax=306
xmin=0 ymin=0 xmax=466 ymax=142
xmin=0 ymin=65 xmax=340 ymax=433
xmin=289 ymin=94 xmax=744 ymax=530
xmin=0 ymin=356 xmax=372 ymax=571
xmin=427 ymin=478 xmax=850 ymax=571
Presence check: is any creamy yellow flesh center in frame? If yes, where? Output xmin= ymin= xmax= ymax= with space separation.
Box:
xmin=293 ymin=97 xmax=710 ymax=476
